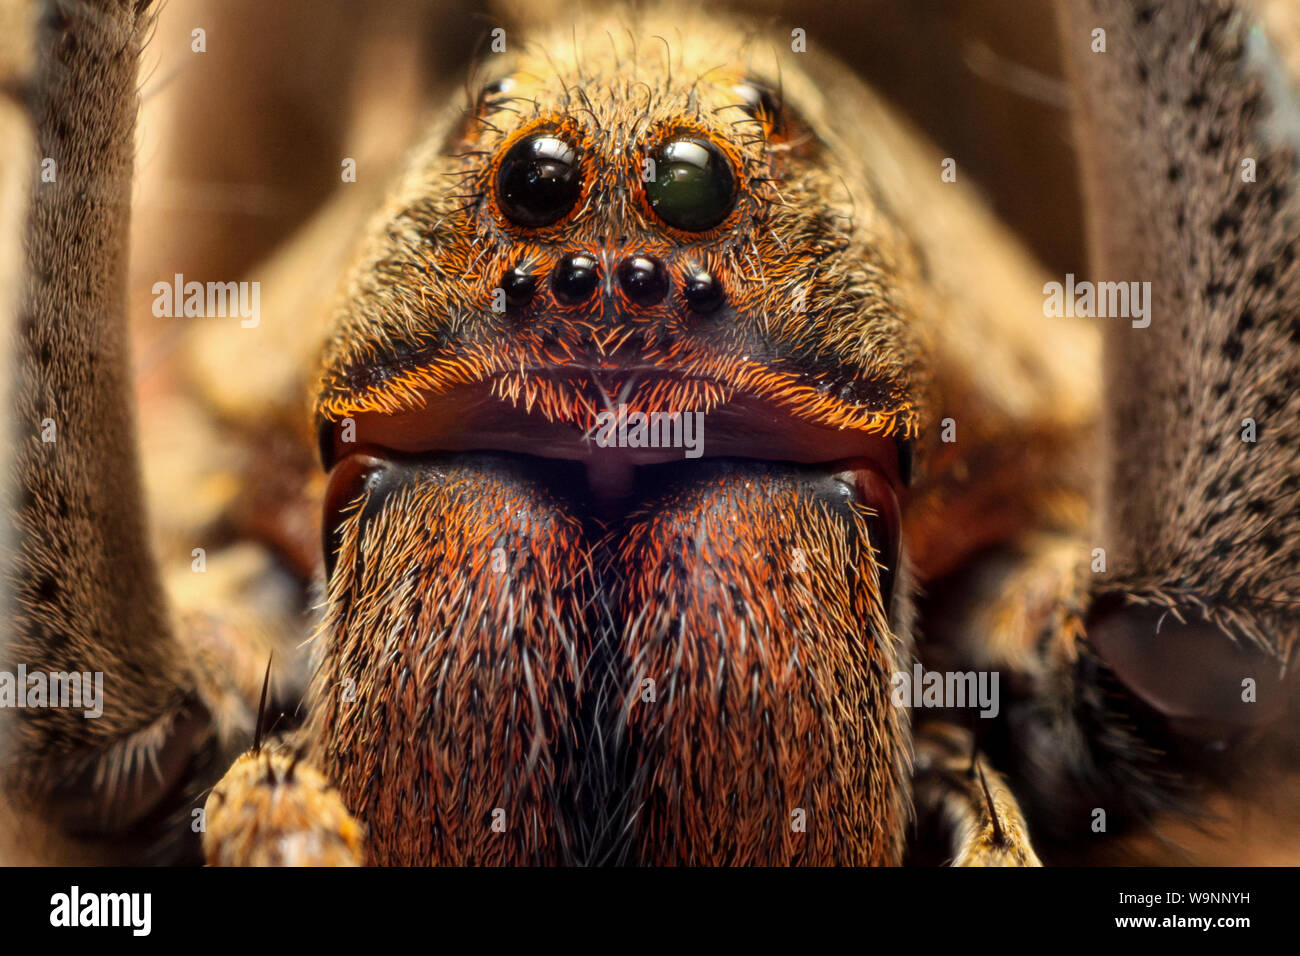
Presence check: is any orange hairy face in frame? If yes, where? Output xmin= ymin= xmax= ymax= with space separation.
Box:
xmin=311 ymin=10 xmax=920 ymax=864
xmin=316 ymin=14 xmax=923 ymax=449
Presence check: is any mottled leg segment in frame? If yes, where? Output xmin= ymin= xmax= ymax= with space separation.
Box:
xmin=915 ymin=1 xmax=1300 ymax=862
xmin=1056 ymin=0 xmax=1300 ymax=694
xmin=1 ymin=0 xmax=254 ymax=861
xmin=203 ymin=747 xmax=363 ymax=867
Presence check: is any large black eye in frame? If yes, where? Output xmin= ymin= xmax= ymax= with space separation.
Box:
xmin=495 ymin=134 xmax=581 ymax=228
xmin=645 ymin=137 xmax=736 ymax=232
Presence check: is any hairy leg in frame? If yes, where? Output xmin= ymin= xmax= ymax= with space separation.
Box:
xmin=1 ymin=0 xmax=275 ymax=863
xmin=943 ymin=0 xmax=1300 ymax=861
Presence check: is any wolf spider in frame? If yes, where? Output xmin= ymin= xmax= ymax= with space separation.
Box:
xmin=1 ymin=0 xmax=1298 ymax=865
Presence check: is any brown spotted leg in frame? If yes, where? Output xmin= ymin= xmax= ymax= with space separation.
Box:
xmin=965 ymin=1 xmax=1300 ymax=859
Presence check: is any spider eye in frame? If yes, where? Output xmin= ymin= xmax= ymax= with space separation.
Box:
xmin=733 ymin=80 xmax=783 ymax=135
xmin=645 ymin=137 xmax=736 ymax=232
xmin=495 ymin=134 xmax=582 ymax=228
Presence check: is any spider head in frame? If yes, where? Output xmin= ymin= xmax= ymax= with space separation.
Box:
xmin=315 ymin=17 xmax=923 ymax=497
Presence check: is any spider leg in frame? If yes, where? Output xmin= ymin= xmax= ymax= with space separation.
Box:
xmin=919 ymin=1 xmax=1300 ymax=863
xmin=203 ymin=746 xmax=363 ymax=867
xmin=912 ymin=722 xmax=1041 ymax=867
xmin=1058 ymin=0 xmax=1300 ymax=664
xmin=0 ymin=0 xmax=273 ymax=863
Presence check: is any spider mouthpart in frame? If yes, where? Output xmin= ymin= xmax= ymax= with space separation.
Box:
xmin=832 ymin=460 xmax=902 ymax=616
xmin=328 ymin=384 xmax=908 ymax=620
xmin=322 ymin=451 xmax=392 ymax=580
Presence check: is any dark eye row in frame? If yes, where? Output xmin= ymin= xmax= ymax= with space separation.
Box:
xmin=502 ymin=254 xmax=726 ymax=313
xmin=495 ymin=132 xmax=736 ymax=232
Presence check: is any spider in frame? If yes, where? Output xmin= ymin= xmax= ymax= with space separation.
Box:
xmin=1 ymin=0 xmax=1298 ymax=866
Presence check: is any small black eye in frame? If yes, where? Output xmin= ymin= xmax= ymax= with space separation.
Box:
xmin=496 ymin=134 xmax=582 ymax=228
xmin=644 ymin=137 xmax=736 ymax=232
xmin=552 ymin=253 xmax=600 ymax=304
xmin=682 ymin=270 xmax=725 ymax=313
xmin=481 ymin=76 xmax=514 ymax=101
xmin=617 ymin=256 xmax=669 ymax=305
xmin=501 ymin=262 xmax=538 ymax=308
